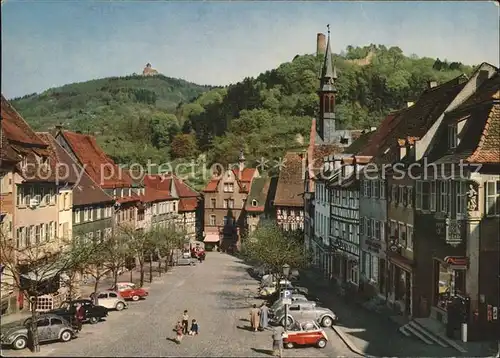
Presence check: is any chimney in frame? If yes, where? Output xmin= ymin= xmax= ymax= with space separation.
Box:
xmin=316 ymin=33 xmax=326 ymax=56
xmin=427 ymin=81 xmax=438 ymax=89
xmin=407 ymin=101 xmax=415 ymax=108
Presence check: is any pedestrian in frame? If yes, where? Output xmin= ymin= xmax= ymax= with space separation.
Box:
xmin=74 ymin=303 xmax=85 ymax=332
xmin=188 ymin=319 xmax=199 ymax=335
xmin=272 ymin=325 xmax=285 ymax=357
xmin=249 ymin=304 xmax=260 ymax=332
xmin=174 ymin=321 xmax=184 ymax=343
xmin=182 ymin=310 xmax=189 ymax=335
xmin=259 ymin=302 xmax=269 ymax=330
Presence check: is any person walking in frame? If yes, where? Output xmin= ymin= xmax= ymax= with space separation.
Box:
xmin=174 ymin=321 xmax=184 ymax=344
xmin=181 ymin=310 xmax=189 ymax=335
xmin=74 ymin=303 xmax=85 ymax=332
xmin=250 ymin=304 xmax=260 ymax=332
xmin=259 ymin=302 xmax=269 ymax=330
xmin=272 ymin=325 xmax=285 ymax=357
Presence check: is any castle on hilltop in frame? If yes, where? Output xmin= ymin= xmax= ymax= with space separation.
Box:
xmin=143 ymin=63 xmax=159 ymax=76
xmin=316 ymin=33 xmax=375 ymax=67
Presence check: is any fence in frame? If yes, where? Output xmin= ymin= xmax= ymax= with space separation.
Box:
xmin=30 ymin=292 xmax=70 ymax=312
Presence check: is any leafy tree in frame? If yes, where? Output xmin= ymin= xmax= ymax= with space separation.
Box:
xmin=170 ymin=133 xmax=199 ymax=159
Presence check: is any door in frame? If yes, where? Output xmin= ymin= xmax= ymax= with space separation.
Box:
xmin=36 ymin=317 xmax=51 ymax=342
xmin=108 ymin=292 xmax=119 ymax=307
xmin=49 ymin=317 xmax=64 ymax=340
xmin=288 ymin=304 xmax=301 ymax=321
xmin=97 ymin=293 xmax=111 ymax=308
xmin=300 ymin=304 xmax=316 ymax=321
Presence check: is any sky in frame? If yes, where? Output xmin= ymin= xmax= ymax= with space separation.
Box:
xmin=1 ymin=1 xmax=499 ymax=98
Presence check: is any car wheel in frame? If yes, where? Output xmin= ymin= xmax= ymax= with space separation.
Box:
xmin=115 ymin=302 xmax=125 ymax=311
xmin=321 ymin=316 xmax=333 ymax=327
xmin=60 ymin=330 xmax=72 ymax=342
xmin=89 ymin=316 xmax=99 ymax=324
xmin=131 ymin=295 xmax=140 ymax=301
xmin=316 ymin=338 xmax=327 ymax=348
xmin=285 ymin=341 xmax=294 ymax=349
xmin=13 ymin=336 xmax=27 ymax=350
xmin=281 ymin=316 xmax=293 ymax=327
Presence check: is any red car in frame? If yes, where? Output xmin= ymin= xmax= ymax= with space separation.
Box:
xmin=283 ymin=320 xmax=328 ymax=349
xmin=110 ymin=282 xmax=149 ymax=301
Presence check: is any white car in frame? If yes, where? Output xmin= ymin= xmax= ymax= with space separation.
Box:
xmin=93 ymin=291 xmax=127 ymax=311
xmin=270 ymin=294 xmax=309 ymax=315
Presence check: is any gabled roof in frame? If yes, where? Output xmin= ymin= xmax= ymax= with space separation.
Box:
xmin=58 ymin=130 xmax=132 ymax=189
xmin=358 ymin=112 xmax=405 ymax=157
xmin=202 ymin=167 xmax=256 ymax=193
xmin=178 ymin=197 xmax=198 ymax=212
xmin=37 ymin=132 xmax=114 ymax=206
xmin=467 ymin=103 xmax=499 ymax=164
xmin=140 ymin=186 xmax=173 ymax=203
xmin=0 ymin=131 xmax=20 ymax=164
xmin=274 ymin=152 xmax=305 ymax=207
xmin=371 ymin=75 xmax=468 ymax=164
xmin=142 ymin=173 xmax=199 ymax=211
xmin=1 ymin=95 xmax=47 ymax=148
xmin=246 ymin=177 xmax=271 ymax=212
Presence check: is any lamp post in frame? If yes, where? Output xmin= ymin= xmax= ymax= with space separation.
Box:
xmin=282 ymin=263 xmax=290 ymax=331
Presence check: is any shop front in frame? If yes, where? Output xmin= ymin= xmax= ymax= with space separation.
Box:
xmin=387 ymin=252 xmax=414 ymax=318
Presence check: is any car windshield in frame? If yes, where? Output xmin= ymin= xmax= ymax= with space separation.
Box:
xmin=119 ymin=283 xmax=135 ymax=289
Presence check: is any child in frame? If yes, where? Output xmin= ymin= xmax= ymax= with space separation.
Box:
xmin=189 ymin=319 xmax=199 ymax=335
xmin=174 ymin=321 xmax=184 ymax=343
xmin=182 ymin=310 xmax=189 ymax=334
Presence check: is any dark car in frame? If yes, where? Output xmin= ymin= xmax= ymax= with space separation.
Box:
xmin=49 ymin=299 xmax=108 ymax=325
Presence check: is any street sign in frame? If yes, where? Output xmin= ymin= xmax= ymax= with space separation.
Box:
xmin=282 ymin=290 xmax=292 ymax=305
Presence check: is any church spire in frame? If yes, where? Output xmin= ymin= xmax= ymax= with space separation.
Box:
xmin=319 ymin=24 xmax=337 ymax=93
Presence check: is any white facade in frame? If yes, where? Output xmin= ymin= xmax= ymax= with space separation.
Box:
xmin=359 ymin=178 xmax=387 ymax=291
xmin=314 ymin=181 xmax=330 ymax=246
xmin=57 ymin=188 xmax=73 ymax=243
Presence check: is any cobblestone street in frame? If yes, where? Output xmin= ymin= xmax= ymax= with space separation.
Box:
xmin=2 ymin=253 xmax=354 ymax=357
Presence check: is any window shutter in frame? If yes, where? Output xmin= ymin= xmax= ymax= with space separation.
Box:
xmin=416 ymin=181 xmax=422 ymax=209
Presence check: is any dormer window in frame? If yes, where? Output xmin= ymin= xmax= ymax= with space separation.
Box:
xmin=448 ymin=124 xmax=458 ymax=149
xmin=252 ymin=199 xmax=258 ymax=207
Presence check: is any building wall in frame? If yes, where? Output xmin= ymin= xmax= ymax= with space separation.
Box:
xmin=73 ymin=204 xmax=113 ymax=239
xmin=57 ymin=189 xmax=73 ymax=242
xmin=276 ymin=206 xmax=304 ymax=231
xmin=314 ymin=181 xmax=330 ymax=244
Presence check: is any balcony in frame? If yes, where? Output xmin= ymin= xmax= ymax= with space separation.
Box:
xmin=435 ymin=218 xmax=465 ymax=246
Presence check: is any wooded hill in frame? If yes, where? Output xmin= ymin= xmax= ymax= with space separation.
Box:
xmin=11 ymin=45 xmax=475 ymax=186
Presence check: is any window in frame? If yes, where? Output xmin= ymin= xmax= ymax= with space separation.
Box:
xmin=44 ymin=223 xmax=49 ymax=241
xmin=406 ymin=225 xmax=414 ymax=250
xmin=223 ymin=199 xmax=228 ymax=209
xmin=371 ymin=256 xmax=379 ymax=282
xmin=50 ymin=318 xmax=63 ymax=326
xmin=440 ymin=181 xmax=449 ymax=213
xmin=37 ymin=318 xmax=50 ymax=327
xmin=407 ymin=186 xmax=413 ymax=207
xmin=486 ymin=181 xmax=500 ymax=216
xmin=374 ymin=221 xmax=381 ymax=240
xmin=96 ymin=230 xmax=102 ymax=242
xmin=224 ymin=183 xmax=234 ymax=193
xmin=360 ymin=217 xmax=365 ymax=235
xmin=366 ymin=182 xmax=372 ymax=197
xmin=35 ymin=225 xmax=40 ymax=244
xmin=419 ymin=181 xmax=430 ymax=210
xmin=362 ymin=181 xmax=368 ymax=197
xmin=454 ymin=181 xmax=466 ymax=216
xmin=105 ymin=228 xmax=112 ymax=238
xmin=391 ymin=184 xmax=397 ymax=203
xmin=96 ymin=207 xmax=101 ymax=220
xmin=367 ymin=218 xmax=372 ymax=238
xmin=173 ymin=202 xmax=176 ymax=212
xmin=75 ymin=209 xmax=80 ymax=224
xmin=448 ymin=124 xmax=458 ymax=149
xmin=348 ymin=224 xmax=353 ymax=241
xmin=373 ymin=180 xmax=380 ymax=198
xmin=341 ymin=191 xmax=347 ymax=206
xmin=348 ymin=191 xmax=354 ymax=208
xmin=342 ymin=223 xmax=347 ymax=239
xmin=380 ymin=180 xmax=386 ymax=199
xmin=83 ymin=208 xmax=89 ymax=222
xmin=228 ymin=199 xmax=234 ymax=209
xmin=209 ymin=215 xmax=216 ymax=226
xmin=399 ymin=222 xmax=406 ymax=246
xmin=430 ymin=181 xmax=437 ymax=211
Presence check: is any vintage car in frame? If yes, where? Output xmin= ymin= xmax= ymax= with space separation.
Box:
xmin=110 ymin=282 xmax=149 ymax=301
xmin=269 ymin=294 xmax=311 ymax=316
xmin=271 ymin=301 xmax=337 ymax=328
xmin=50 ymin=299 xmax=108 ymax=324
xmin=92 ymin=291 xmax=127 ymax=311
xmin=265 ymin=286 xmax=310 ymax=304
xmin=258 ymin=280 xmax=292 ymax=297
xmin=0 ymin=314 xmax=76 ymax=350
xmin=283 ymin=320 xmax=328 ymax=349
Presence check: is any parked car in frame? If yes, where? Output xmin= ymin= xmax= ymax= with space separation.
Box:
xmin=271 ymin=301 xmax=337 ymax=328
xmin=172 ymin=253 xmax=197 ymax=266
xmin=265 ymin=286 xmax=310 ymax=303
xmin=92 ymin=291 xmax=127 ymax=311
xmin=50 ymin=299 xmax=108 ymax=324
xmin=283 ymin=320 xmax=328 ymax=349
xmin=0 ymin=314 xmax=76 ymax=350
xmin=269 ymin=294 xmax=311 ymax=316
xmin=110 ymin=282 xmax=149 ymax=301
xmin=259 ymin=280 xmax=293 ymax=297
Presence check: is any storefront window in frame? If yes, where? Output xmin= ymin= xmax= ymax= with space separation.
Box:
xmin=435 ymin=261 xmax=466 ymax=310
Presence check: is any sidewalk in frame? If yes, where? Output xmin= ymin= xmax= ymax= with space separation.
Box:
xmin=0 ymin=262 xmax=169 ymax=327
xmin=300 ymin=268 xmax=495 ymax=357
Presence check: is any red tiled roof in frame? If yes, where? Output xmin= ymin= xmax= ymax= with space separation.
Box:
xmin=140 ymin=187 xmax=172 ymax=203
xmin=1 ymin=95 xmax=47 ymax=148
xmin=179 ymin=197 xmax=198 ymax=212
xmin=274 ymin=152 xmax=305 ymax=207
xmin=203 ymin=179 xmax=219 ymax=192
xmin=246 ymin=205 xmax=265 ymax=212
xmin=171 ymin=175 xmax=199 ymax=198
xmin=59 ymin=130 xmax=132 ymax=189
xmin=117 ymin=195 xmax=141 ymax=204
xmin=0 ymin=131 xmax=20 ymax=163
xmin=202 ymin=168 xmax=256 ymax=193
xmin=143 ymin=174 xmax=171 ymax=192
xmin=358 ymin=112 xmax=404 ymax=157
xmin=232 ymin=168 xmax=257 ymax=183
xmin=467 ymin=103 xmax=500 ymax=164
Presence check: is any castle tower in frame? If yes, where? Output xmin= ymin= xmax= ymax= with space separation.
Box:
xmin=317 ymin=25 xmax=337 ymax=145
xmin=238 ymin=149 xmax=245 ymax=172
xmin=316 ymin=33 xmax=326 ymax=56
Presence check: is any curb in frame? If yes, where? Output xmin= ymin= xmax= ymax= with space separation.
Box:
xmin=331 ymin=325 xmax=368 ymax=357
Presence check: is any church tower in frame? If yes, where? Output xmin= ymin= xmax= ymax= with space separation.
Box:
xmin=317 ymin=25 xmax=338 ymax=144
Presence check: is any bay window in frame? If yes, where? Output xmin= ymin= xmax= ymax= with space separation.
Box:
xmin=486 ymin=181 xmax=500 ymax=216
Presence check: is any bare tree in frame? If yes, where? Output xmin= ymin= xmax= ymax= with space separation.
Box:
xmin=0 ymin=229 xmax=92 ymax=352
xmin=101 ymin=229 xmax=133 ymax=288
xmin=121 ymin=225 xmax=150 ymax=287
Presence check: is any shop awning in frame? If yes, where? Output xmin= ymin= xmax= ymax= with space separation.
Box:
xmin=204 ymin=234 xmax=220 ymax=243
xmin=20 ymin=258 xmax=68 ymax=282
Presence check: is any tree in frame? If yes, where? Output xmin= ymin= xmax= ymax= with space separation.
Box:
xmin=121 ymin=225 xmax=150 ymax=287
xmin=101 ymin=229 xmax=133 ymax=288
xmin=170 ymin=133 xmax=199 ymax=159
xmin=0 ymin=229 xmax=92 ymax=352
xmin=241 ymin=222 xmax=309 ymax=283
